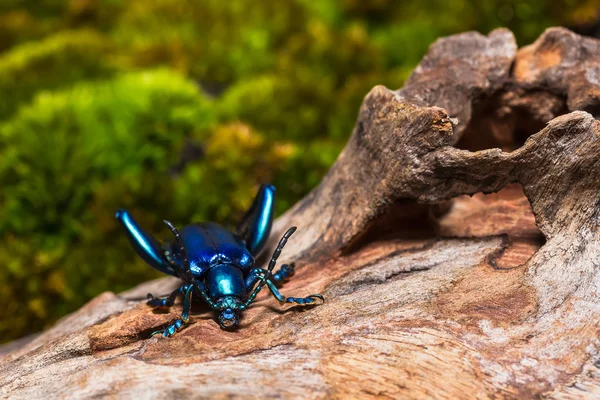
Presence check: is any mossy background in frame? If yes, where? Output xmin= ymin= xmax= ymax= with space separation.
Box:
xmin=0 ymin=0 xmax=598 ymax=343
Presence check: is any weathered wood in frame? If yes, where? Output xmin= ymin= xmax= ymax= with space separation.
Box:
xmin=2 ymin=27 xmax=600 ymax=399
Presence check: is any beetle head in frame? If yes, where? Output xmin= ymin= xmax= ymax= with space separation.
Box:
xmin=215 ymin=296 xmax=241 ymax=330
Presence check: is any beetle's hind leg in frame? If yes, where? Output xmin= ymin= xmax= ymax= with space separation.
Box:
xmin=115 ymin=209 xmax=178 ymax=277
xmin=146 ymin=284 xmax=190 ymax=308
xmin=237 ymin=184 xmax=276 ymax=256
xmin=150 ymin=285 xmax=194 ymax=338
xmin=272 ymin=262 xmax=295 ymax=286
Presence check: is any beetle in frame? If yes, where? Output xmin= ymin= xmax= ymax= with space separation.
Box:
xmin=115 ymin=184 xmax=323 ymax=337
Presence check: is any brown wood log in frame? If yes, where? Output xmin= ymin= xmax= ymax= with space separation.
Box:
xmin=2 ymin=27 xmax=600 ymax=399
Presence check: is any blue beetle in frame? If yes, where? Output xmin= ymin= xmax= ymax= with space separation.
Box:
xmin=116 ymin=184 xmax=323 ymax=337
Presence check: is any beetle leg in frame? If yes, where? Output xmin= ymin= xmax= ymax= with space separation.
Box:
xmin=264 ymin=279 xmax=323 ymax=306
xmin=245 ymin=263 xmax=295 ymax=289
xmin=146 ymin=284 xmax=190 ymax=308
xmin=272 ymin=262 xmax=295 ymax=286
xmin=150 ymin=285 xmax=194 ymax=338
xmin=115 ymin=209 xmax=178 ymax=277
xmin=236 ymin=184 xmax=275 ymax=256
xmin=241 ymin=227 xmax=297 ymax=309
xmin=250 ymin=271 xmax=324 ymax=307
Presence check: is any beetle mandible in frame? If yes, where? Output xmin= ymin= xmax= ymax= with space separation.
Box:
xmin=116 ymin=184 xmax=323 ymax=337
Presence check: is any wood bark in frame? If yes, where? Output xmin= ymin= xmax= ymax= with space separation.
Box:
xmin=2 ymin=27 xmax=600 ymax=399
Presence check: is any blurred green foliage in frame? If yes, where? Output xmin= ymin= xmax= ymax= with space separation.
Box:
xmin=0 ymin=0 xmax=598 ymax=342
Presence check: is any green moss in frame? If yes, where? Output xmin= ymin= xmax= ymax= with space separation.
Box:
xmin=112 ymin=1 xmax=306 ymax=84
xmin=0 ymin=29 xmax=117 ymax=121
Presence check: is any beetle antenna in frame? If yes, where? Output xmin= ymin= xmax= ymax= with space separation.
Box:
xmin=266 ymin=227 xmax=296 ymax=275
xmin=163 ymin=220 xmax=191 ymax=276
xmin=241 ymin=226 xmax=297 ymax=309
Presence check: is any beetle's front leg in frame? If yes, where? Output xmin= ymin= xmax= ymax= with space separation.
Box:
xmin=245 ymin=263 xmax=295 ymax=289
xmin=263 ymin=278 xmax=324 ymax=306
xmin=146 ymin=284 xmax=191 ymax=309
xmin=150 ymin=285 xmax=194 ymax=338
xmin=246 ymin=270 xmax=323 ymax=307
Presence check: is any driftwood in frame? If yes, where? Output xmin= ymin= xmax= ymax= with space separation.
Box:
xmin=2 ymin=27 xmax=600 ymax=399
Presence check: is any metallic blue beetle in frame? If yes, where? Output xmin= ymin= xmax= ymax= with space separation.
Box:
xmin=116 ymin=184 xmax=323 ymax=337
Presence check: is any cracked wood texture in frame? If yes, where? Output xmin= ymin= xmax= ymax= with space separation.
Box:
xmin=2 ymin=27 xmax=600 ymax=399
